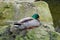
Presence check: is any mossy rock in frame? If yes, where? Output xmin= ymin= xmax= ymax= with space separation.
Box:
xmin=0 ymin=1 xmax=60 ymax=40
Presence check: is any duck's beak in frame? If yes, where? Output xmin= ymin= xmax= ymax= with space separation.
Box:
xmin=37 ymin=17 xmax=40 ymax=21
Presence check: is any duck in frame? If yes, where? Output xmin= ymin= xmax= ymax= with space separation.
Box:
xmin=3 ymin=13 xmax=41 ymax=39
xmin=13 ymin=13 xmax=40 ymax=30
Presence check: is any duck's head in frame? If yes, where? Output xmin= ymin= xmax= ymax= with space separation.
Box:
xmin=32 ymin=13 xmax=39 ymax=19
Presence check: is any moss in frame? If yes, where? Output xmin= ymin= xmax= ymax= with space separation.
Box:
xmin=0 ymin=1 xmax=60 ymax=40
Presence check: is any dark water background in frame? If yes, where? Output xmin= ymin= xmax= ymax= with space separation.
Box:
xmin=44 ymin=0 xmax=60 ymax=33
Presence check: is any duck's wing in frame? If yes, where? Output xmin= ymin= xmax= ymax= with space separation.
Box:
xmin=21 ymin=19 xmax=33 ymax=23
xmin=14 ymin=17 xmax=33 ymax=25
xmin=18 ymin=17 xmax=33 ymax=23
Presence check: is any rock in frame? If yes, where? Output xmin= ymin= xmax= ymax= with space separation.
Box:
xmin=0 ymin=1 xmax=60 ymax=40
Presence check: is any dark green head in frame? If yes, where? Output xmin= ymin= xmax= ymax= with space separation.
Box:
xmin=32 ymin=13 xmax=39 ymax=19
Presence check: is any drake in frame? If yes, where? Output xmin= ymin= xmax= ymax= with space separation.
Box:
xmin=13 ymin=13 xmax=40 ymax=30
xmin=0 ymin=14 xmax=41 ymax=39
